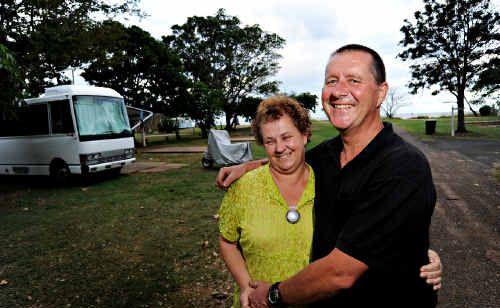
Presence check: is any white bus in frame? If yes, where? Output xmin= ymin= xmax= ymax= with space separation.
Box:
xmin=0 ymin=85 xmax=140 ymax=180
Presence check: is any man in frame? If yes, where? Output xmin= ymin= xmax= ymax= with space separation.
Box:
xmin=217 ymin=44 xmax=439 ymax=307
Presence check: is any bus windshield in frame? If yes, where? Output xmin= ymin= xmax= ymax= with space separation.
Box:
xmin=73 ymin=96 xmax=132 ymax=141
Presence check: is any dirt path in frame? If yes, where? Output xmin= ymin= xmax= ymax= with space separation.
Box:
xmin=394 ymin=126 xmax=500 ymax=308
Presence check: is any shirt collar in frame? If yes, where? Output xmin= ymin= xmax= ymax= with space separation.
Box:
xmin=264 ymin=163 xmax=315 ymax=208
xmin=328 ymin=122 xmax=395 ymax=169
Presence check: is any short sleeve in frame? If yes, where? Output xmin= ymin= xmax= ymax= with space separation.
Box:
xmin=218 ymin=183 xmax=243 ymax=242
xmin=336 ymin=157 xmax=435 ymax=271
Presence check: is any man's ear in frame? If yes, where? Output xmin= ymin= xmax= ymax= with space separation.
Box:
xmin=376 ymin=82 xmax=389 ymax=108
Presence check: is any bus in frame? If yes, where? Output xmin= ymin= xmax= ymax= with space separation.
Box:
xmin=0 ymin=85 xmax=142 ymax=180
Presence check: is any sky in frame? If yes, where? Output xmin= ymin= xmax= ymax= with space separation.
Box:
xmin=98 ymin=0 xmax=498 ymax=118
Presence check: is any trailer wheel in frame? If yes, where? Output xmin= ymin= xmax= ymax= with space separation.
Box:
xmin=50 ymin=160 xmax=71 ymax=183
xmin=201 ymin=157 xmax=213 ymax=168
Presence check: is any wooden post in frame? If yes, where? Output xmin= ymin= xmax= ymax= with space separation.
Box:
xmin=141 ymin=120 xmax=147 ymax=147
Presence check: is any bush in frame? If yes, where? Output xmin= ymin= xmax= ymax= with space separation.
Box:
xmin=479 ymin=105 xmax=492 ymax=116
xmin=158 ymin=118 xmax=178 ymax=133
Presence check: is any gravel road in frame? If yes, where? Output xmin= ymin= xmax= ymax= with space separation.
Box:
xmin=394 ymin=126 xmax=500 ymax=308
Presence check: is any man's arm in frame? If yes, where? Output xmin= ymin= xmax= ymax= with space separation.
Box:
xmin=216 ymin=159 xmax=268 ymax=189
xmin=249 ymin=248 xmax=368 ymax=307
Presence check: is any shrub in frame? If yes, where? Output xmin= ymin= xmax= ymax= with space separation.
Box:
xmin=158 ymin=118 xmax=178 ymax=133
xmin=479 ymin=105 xmax=492 ymax=116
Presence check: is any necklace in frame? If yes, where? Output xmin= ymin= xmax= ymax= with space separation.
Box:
xmin=286 ymin=205 xmax=300 ymax=224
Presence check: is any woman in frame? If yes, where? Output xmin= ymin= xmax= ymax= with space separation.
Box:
xmin=218 ymin=96 xmax=441 ymax=308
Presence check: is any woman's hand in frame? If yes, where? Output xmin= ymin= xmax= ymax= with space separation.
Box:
xmin=240 ymin=286 xmax=254 ymax=308
xmin=420 ymin=249 xmax=442 ymax=290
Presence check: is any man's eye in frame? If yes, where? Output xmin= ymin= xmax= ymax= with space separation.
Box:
xmin=327 ymin=79 xmax=337 ymax=84
xmin=350 ymin=79 xmax=360 ymax=83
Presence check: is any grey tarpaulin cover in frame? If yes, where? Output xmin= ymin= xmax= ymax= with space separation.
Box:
xmin=204 ymin=129 xmax=253 ymax=166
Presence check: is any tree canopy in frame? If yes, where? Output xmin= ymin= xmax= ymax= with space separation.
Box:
xmin=0 ymin=43 xmax=23 ymax=119
xmin=82 ymin=21 xmax=188 ymax=117
xmin=0 ymin=0 xmax=142 ymax=100
xmin=165 ymin=9 xmax=285 ymax=131
xmin=399 ymin=0 xmax=499 ymax=133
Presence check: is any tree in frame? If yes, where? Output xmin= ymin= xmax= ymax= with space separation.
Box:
xmin=0 ymin=43 xmax=23 ymax=119
xmin=185 ymin=82 xmax=224 ymax=138
xmin=82 ymin=21 xmax=188 ymax=117
xmin=289 ymin=92 xmax=318 ymax=112
xmin=165 ymin=9 xmax=285 ymax=132
xmin=473 ymin=57 xmax=500 ymax=107
xmin=399 ymin=0 xmax=499 ymax=133
xmin=0 ymin=0 xmax=142 ymax=98
xmin=381 ymin=88 xmax=410 ymax=118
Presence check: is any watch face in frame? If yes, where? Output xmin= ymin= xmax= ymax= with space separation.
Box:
xmin=268 ymin=284 xmax=280 ymax=304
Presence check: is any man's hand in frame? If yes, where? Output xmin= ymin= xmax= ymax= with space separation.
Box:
xmin=240 ymin=287 xmax=254 ymax=308
xmin=216 ymin=164 xmax=247 ymax=190
xmin=420 ymin=249 xmax=442 ymax=290
xmin=248 ymin=281 xmax=271 ymax=308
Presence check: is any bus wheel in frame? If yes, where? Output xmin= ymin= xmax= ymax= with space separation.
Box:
xmin=50 ymin=160 xmax=71 ymax=183
xmin=201 ymin=157 xmax=213 ymax=168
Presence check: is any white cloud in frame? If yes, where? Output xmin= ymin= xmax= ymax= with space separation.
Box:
xmin=122 ymin=0 xmax=496 ymax=117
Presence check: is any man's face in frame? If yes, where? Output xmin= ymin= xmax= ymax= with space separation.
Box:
xmin=321 ymin=51 xmax=387 ymax=133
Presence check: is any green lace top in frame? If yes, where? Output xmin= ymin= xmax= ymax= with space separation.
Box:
xmin=219 ymin=164 xmax=315 ymax=308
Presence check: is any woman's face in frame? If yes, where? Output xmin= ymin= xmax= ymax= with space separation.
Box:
xmin=260 ymin=114 xmax=308 ymax=175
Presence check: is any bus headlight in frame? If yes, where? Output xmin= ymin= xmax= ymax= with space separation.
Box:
xmin=124 ymin=148 xmax=135 ymax=159
xmin=80 ymin=153 xmax=102 ymax=165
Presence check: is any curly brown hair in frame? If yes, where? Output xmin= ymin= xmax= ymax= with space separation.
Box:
xmin=252 ymin=96 xmax=312 ymax=145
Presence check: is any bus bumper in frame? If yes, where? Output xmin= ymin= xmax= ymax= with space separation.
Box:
xmin=79 ymin=158 xmax=136 ymax=174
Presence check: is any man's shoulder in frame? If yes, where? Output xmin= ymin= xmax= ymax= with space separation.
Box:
xmin=384 ymin=134 xmax=430 ymax=167
xmin=307 ymin=136 xmax=339 ymax=158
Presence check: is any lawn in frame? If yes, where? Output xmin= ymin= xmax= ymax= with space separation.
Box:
xmin=387 ymin=116 xmax=500 ymax=140
xmin=0 ymin=117 xmax=493 ymax=307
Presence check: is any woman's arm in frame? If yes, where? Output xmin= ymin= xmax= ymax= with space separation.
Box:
xmin=219 ymin=236 xmax=253 ymax=308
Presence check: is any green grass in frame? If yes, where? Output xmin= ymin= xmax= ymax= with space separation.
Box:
xmin=387 ymin=116 xmax=500 ymax=140
xmin=0 ymin=156 xmax=232 ymax=307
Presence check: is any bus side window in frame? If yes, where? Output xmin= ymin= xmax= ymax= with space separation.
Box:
xmin=26 ymin=104 xmax=49 ymax=135
xmin=50 ymin=100 xmax=74 ymax=134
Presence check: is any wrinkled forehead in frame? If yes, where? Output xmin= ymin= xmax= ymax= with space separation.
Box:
xmin=324 ymin=50 xmax=375 ymax=78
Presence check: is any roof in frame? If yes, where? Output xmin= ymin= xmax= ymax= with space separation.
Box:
xmin=42 ymin=85 xmax=123 ymax=98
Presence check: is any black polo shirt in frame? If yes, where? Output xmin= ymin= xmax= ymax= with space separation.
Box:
xmin=305 ymin=122 xmax=437 ymax=307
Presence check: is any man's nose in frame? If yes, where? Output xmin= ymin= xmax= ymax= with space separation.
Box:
xmin=331 ymin=79 xmax=349 ymax=98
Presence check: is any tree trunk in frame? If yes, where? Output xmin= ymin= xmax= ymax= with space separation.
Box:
xmin=200 ymin=126 xmax=209 ymax=138
xmin=456 ymin=90 xmax=467 ymax=133
xmin=224 ymin=112 xmax=232 ymax=131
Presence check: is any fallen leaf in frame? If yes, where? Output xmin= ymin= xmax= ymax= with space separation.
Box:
xmin=202 ymin=240 xmax=209 ymax=248
xmin=0 ymin=279 xmax=8 ymax=286
xmin=213 ymin=214 xmax=219 ymax=220
xmin=81 ymin=187 xmax=89 ymax=192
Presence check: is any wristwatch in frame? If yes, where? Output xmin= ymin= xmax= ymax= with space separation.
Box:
xmin=267 ymin=281 xmax=283 ymax=306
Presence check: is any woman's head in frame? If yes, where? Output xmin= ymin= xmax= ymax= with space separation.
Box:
xmin=252 ymin=96 xmax=312 ymax=145
xmin=252 ymin=96 xmax=312 ymax=174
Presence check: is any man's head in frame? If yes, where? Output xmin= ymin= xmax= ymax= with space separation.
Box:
xmin=322 ymin=44 xmax=388 ymax=134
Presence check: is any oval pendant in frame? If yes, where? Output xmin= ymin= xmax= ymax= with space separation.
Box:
xmin=286 ymin=208 xmax=300 ymax=224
